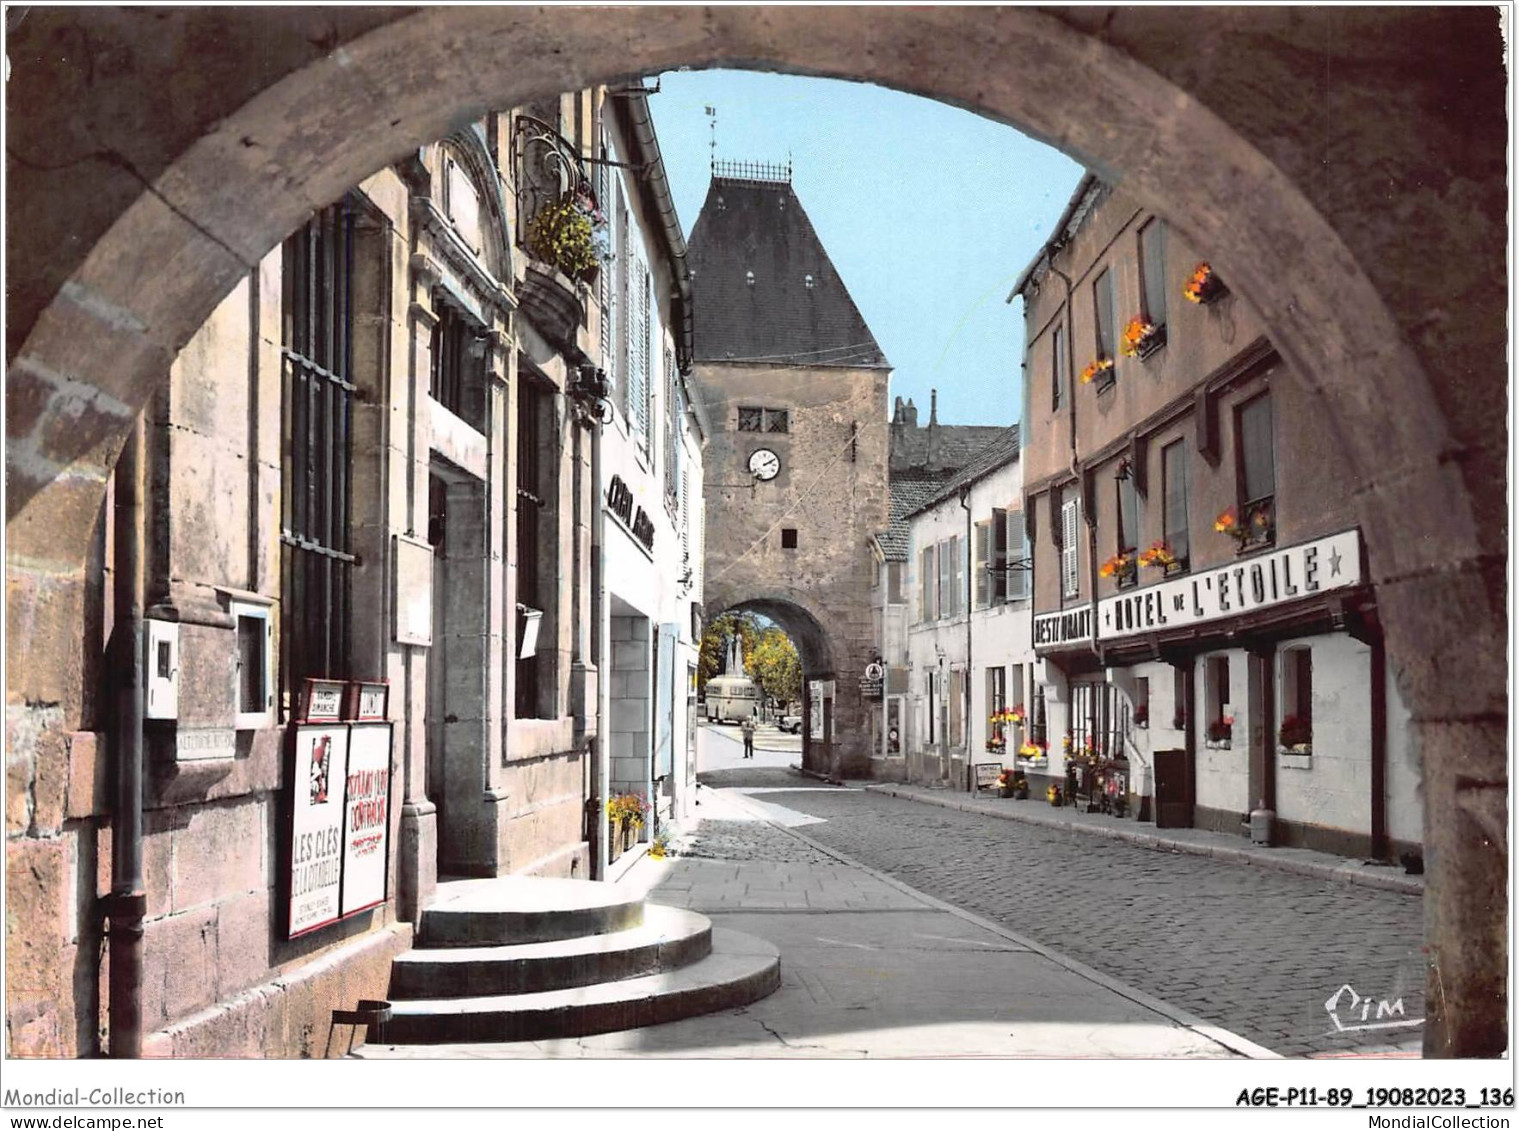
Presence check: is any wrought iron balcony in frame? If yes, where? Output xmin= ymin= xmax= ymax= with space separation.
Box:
xmin=512 ymin=114 xmax=603 ymax=285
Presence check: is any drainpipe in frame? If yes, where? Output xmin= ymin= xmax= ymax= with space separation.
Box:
xmin=960 ymin=485 xmax=974 ymax=790
xmin=107 ymin=414 xmax=147 ymax=1057
xmin=591 ymin=402 xmax=609 ymax=880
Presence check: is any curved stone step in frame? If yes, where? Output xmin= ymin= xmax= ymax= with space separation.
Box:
xmin=391 ymin=905 xmax=713 ymax=998
xmin=381 ymin=928 xmax=781 ymax=1044
xmin=421 ymin=876 xmax=644 ymax=947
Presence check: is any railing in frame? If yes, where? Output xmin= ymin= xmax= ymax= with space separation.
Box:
xmin=712 ymin=157 xmax=791 ymax=183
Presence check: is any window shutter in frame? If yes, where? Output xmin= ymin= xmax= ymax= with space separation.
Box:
xmin=1008 ymin=512 xmax=1028 ymax=601
xmin=637 ymin=262 xmax=652 ymax=445
xmin=1061 ymin=496 xmax=1079 ymax=596
xmin=991 ymin=507 xmax=1008 ymax=604
xmin=974 ymin=522 xmax=989 ymax=609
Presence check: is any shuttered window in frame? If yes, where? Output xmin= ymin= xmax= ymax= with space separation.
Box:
xmin=635 ymin=260 xmax=651 ymax=449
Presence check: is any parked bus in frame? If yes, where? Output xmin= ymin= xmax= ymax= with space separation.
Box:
xmin=704 ymin=675 xmax=761 ymax=723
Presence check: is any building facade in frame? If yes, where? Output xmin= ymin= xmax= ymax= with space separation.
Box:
xmin=1014 ymin=176 xmax=1419 ymax=856
xmin=7 ymin=86 xmax=702 ymax=1058
xmin=888 ymin=430 xmax=1034 ymax=787
xmin=688 ymin=166 xmax=890 ymax=780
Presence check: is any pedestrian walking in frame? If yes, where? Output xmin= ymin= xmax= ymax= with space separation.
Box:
xmin=741 ymin=715 xmax=756 ymax=759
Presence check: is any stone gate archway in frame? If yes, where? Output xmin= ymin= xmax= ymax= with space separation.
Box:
xmin=6 ymin=7 xmax=1506 ymax=1055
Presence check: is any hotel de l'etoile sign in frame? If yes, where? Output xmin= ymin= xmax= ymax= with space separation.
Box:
xmin=1033 ymin=528 xmax=1362 ymax=651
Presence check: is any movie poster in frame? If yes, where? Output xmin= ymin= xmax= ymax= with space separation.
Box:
xmin=289 ymin=724 xmax=349 ymax=937
xmin=340 ymin=722 xmax=393 ymax=916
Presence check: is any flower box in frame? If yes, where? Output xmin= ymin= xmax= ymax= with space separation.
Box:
xmin=1183 ymin=263 xmax=1228 ymax=306
xmin=1204 ymin=739 xmax=1232 ymax=751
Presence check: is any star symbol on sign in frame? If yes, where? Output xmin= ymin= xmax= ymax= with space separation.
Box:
xmin=1329 ymin=547 xmax=1344 ymax=577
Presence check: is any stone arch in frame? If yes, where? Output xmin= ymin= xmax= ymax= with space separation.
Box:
xmin=709 ymin=594 xmax=836 ymax=683
xmin=5 ymin=7 xmax=1505 ymax=1055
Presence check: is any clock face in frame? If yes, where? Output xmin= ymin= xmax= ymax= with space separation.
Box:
xmin=748 ymin=448 xmax=781 ymax=481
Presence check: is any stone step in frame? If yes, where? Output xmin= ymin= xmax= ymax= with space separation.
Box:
xmin=379 ymin=928 xmax=781 ymax=1044
xmin=390 ymin=904 xmax=713 ymax=998
xmin=420 ymin=876 xmax=645 ymax=947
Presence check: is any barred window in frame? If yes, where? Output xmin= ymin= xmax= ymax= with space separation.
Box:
xmin=281 ymin=200 xmax=358 ymax=693
xmin=737 ymin=406 xmax=788 ymax=433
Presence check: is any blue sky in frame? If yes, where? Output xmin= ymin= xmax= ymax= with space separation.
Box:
xmin=648 ymin=69 xmax=1085 ymax=427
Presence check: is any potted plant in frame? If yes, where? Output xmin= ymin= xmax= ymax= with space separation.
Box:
xmin=1079 ymin=356 xmax=1115 ymax=386
xmin=606 ymin=791 xmax=649 ymax=854
xmin=1099 ymin=551 xmax=1137 ymax=586
xmin=525 ymin=192 xmax=601 ymax=284
xmin=1133 ymin=702 xmax=1149 ymax=728
xmin=1183 ymin=262 xmax=1228 ymax=305
xmin=1278 ymin=714 xmax=1313 ymax=753
xmin=1046 ymin=783 xmax=1064 ymax=807
xmin=1120 ymin=316 xmax=1165 ymax=359
xmin=1137 ymin=540 xmax=1179 ymax=573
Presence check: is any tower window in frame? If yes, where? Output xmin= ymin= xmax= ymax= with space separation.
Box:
xmin=781 ymin=528 xmax=798 ymax=549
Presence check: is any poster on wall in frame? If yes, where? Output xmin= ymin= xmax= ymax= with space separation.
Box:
xmin=288 ymin=724 xmax=350 ymax=937
xmin=341 ymin=722 xmax=393 ymax=916
xmin=809 ymin=681 xmax=823 ymax=740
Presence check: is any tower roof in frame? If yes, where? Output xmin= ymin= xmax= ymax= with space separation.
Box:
xmin=686 ymin=175 xmax=889 ymax=369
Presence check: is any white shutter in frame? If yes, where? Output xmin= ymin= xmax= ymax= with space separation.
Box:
xmin=1061 ymin=497 xmax=1079 ymax=597
xmin=1008 ymin=512 xmax=1029 ymax=601
xmin=636 ymin=261 xmax=651 ymax=446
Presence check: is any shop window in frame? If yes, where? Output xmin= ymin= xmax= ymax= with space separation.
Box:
xmin=1161 ymin=440 xmax=1190 ymax=572
xmin=1009 ymin=664 xmax=1025 ymax=716
xmin=1031 ymin=684 xmax=1048 ymax=746
xmin=1236 ymin=392 xmax=1276 ymax=548
xmin=1205 ymin=656 xmax=1232 ymax=747
xmin=1279 ymin=647 xmax=1314 ymax=751
xmin=281 ymin=199 xmax=359 ymax=696
xmin=1140 ymin=218 xmax=1168 ymax=332
xmin=886 ymin=698 xmax=902 ymax=756
xmin=781 ymin=527 xmax=798 ymax=549
xmin=1133 ymin=676 xmax=1150 ymax=729
xmin=1092 ymin=269 xmax=1117 ymax=392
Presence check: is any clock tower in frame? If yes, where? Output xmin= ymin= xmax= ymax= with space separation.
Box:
xmin=688 ymin=164 xmax=890 ymax=778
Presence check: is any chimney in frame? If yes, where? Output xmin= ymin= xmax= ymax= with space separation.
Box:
xmin=926 ymin=388 xmax=942 ymax=472
xmin=904 ymin=398 xmax=918 ymax=428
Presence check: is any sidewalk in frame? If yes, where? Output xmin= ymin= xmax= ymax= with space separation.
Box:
xmin=379 ymin=783 xmax=1272 ymax=1059
xmin=861 ymin=781 xmax=1423 ymax=897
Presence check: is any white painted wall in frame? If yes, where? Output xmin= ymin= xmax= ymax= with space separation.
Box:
xmin=1194 ymin=647 xmax=1250 ymax=815
xmin=1272 ymin=633 xmax=1372 ymax=835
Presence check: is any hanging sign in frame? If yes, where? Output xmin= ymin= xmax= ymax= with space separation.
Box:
xmin=341 ymin=722 xmax=394 ymax=917
xmin=288 ymin=724 xmax=350 ymax=936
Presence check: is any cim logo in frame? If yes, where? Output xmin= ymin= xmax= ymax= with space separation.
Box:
xmin=1324 ymin=984 xmax=1422 ymax=1033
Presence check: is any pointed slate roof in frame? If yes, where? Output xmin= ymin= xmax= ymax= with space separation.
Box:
xmin=687 ymin=175 xmax=889 ymax=368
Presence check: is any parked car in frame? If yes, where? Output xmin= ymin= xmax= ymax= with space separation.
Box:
xmin=778 ymin=714 xmax=803 ymax=734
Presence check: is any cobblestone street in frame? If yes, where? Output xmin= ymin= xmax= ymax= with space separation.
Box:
xmin=695 ymin=753 xmax=1425 ymax=1058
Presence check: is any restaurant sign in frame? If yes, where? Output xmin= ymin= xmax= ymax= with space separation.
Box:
xmin=1035 ymin=528 xmax=1362 ymax=651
